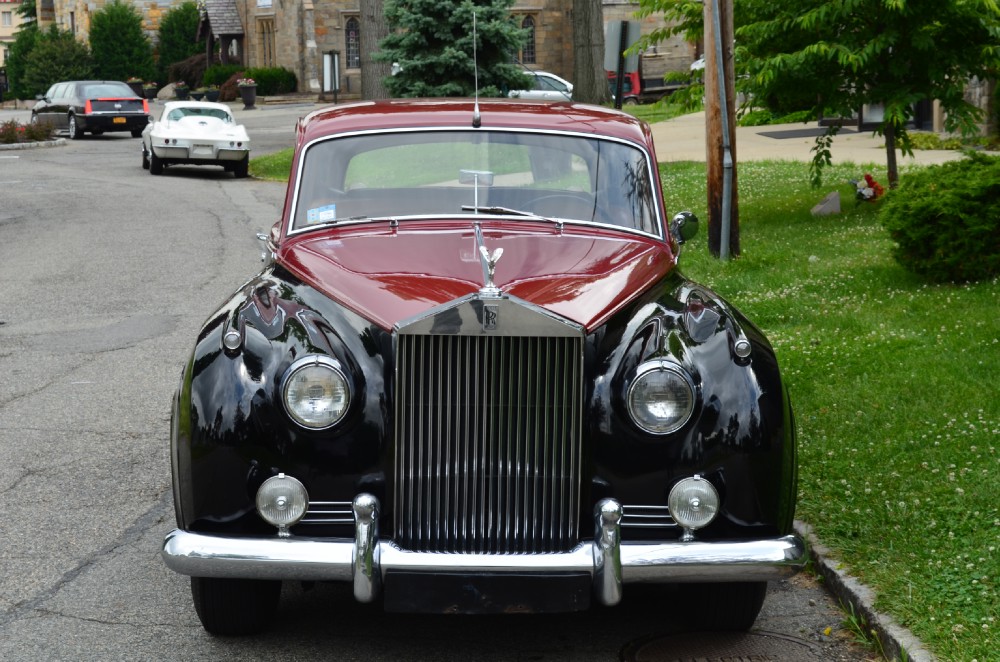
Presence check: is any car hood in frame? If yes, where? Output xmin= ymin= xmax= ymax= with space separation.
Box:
xmin=279 ymin=222 xmax=673 ymax=331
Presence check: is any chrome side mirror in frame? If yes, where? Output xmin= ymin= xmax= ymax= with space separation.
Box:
xmin=670 ymin=211 xmax=699 ymax=245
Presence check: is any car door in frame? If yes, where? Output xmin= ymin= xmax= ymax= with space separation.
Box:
xmin=34 ymin=83 xmax=64 ymax=129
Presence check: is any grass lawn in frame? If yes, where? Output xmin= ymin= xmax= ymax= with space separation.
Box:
xmin=249 ymin=122 xmax=997 ymax=661
xmin=661 ymin=160 xmax=998 ymax=661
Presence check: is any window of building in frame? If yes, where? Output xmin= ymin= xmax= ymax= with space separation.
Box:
xmin=346 ymin=17 xmax=360 ymax=69
xmin=520 ymin=15 xmax=536 ymax=64
xmin=2 ymin=12 xmax=12 ymax=28
xmin=258 ymin=18 xmax=275 ymax=67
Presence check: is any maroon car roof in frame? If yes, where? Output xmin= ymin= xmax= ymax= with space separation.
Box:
xmin=296 ymin=99 xmax=655 ymax=147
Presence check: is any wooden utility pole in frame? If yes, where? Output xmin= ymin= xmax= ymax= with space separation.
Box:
xmin=704 ymin=0 xmax=740 ymax=258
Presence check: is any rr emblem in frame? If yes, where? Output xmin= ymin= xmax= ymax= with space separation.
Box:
xmin=483 ymin=304 xmax=499 ymax=331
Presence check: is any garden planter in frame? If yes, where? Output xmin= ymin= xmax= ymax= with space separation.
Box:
xmin=238 ymin=85 xmax=257 ymax=110
xmin=175 ymin=88 xmax=190 ymax=100
xmin=127 ymin=81 xmax=144 ymax=97
xmin=206 ymin=90 xmax=220 ymax=102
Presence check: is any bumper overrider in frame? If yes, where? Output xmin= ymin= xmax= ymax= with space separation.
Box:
xmin=162 ymin=494 xmax=807 ymax=607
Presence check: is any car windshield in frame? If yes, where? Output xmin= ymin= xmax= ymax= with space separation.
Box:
xmin=166 ymin=107 xmax=233 ymax=122
xmin=82 ymin=83 xmax=134 ymax=98
xmin=292 ymin=129 xmax=659 ymax=236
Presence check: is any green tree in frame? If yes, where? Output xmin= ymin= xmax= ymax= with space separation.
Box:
xmin=5 ymin=0 xmax=40 ymax=100
xmin=89 ymin=0 xmax=155 ymax=83
xmin=637 ymin=0 xmax=1000 ymax=188
xmin=22 ymin=26 xmax=94 ymax=97
xmin=157 ymin=2 xmax=203 ymax=84
xmin=379 ymin=0 xmax=531 ymax=98
xmin=738 ymin=0 xmax=1000 ymax=187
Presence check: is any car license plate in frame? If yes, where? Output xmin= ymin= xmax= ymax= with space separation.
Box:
xmin=113 ymin=117 xmax=126 ymax=124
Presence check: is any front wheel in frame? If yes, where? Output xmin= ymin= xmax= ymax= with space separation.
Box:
xmin=131 ymin=128 xmax=143 ymax=138
xmin=191 ymin=577 xmax=281 ymax=636
xmin=141 ymin=146 xmax=150 ymax=170
xmin=678 ymin=582 xmax=768 ymax=631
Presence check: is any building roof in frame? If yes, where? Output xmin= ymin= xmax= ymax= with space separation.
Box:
xmin=198 ymin=0 xmax=244 ymax=38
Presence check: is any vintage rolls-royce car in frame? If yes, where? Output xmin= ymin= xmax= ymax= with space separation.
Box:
xmin=162 ymin=99 xmax=805 ymax=635
xmin=141 ymin=100 xmax=251 ymax=177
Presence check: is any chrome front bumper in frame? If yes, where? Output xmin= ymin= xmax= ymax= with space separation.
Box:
xmin=162 ymin=495 xmax=807 ymax=607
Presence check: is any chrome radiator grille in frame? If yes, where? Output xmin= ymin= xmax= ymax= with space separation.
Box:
xmin=394 ymin=333 xmax=584 ymax=554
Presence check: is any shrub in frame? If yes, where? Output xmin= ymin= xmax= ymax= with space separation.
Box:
xmin=0 ymin=119 xmax=55 ymax=144
xmin=879 ymin=153 xmax=1000 ymax=282
xmin=216 ymin=67 xmax=297 ymax=101
xmin=241 ymin=67 xmax=298 ymax=95
xmin=738 ymin=109 xmax=774 ymax=126
xmin=169 ymin=53 xmax=212 ymax=89
xmin=203 ymin=64 xmax=244 ymax=88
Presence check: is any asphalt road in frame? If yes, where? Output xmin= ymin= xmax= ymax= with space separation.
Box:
xmin=0 ymin=102 xmax=874 ymax=661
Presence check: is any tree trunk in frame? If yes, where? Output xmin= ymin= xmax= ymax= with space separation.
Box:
xmin=704 ymin=0 xmax=739 ymax=258
xmin=360 ymin=0 xmax=392 ymax=100
xmin=571 ymin=0 xmax=610 ymax=105
xmin=884 ymin=121 xmax=899 ymax=189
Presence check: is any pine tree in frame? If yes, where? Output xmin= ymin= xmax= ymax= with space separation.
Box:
xmin=379 ymin=0 xmax=532 ymax=98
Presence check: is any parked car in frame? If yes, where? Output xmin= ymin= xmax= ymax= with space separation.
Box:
xmin=31 ymin=80 xmax=150 ymax=139
xmin=507 ymin=70 xmax=573 ymax=101
xmin=141 ymin=101 xmax=251 ymax=177
xmin=161 ymin=98 xmax=805 ymax=635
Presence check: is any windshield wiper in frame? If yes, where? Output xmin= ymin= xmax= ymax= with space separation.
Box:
xmin=461 ymin=205 xmax=569 ymax=225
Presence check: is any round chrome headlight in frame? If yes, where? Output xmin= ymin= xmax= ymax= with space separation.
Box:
xmin=668 ymin=476 xmax=719 ymax=531
xmin=281 ymin=355 xmax=351 ymax=429
xmin=256 ymin=473 xmax=308 ymax=530
xmin=627 ymin=361 xmax=696 ymax=435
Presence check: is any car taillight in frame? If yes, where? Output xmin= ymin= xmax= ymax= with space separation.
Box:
xmin=84 ymin=100 xmax=93 ymax=114
xmin=142 ymin=99 xmax=149 ymax=113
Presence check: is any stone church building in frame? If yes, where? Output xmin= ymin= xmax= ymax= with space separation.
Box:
xmin=36 ymin=0 xmax=691 ymax=98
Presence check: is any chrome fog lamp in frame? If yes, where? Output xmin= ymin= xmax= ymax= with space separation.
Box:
xmin=668 ymin=475 xmax=719 ymax=540
xmin=256 ymin=473 xmax=308 ymax=536
xmin=281 ymin=355 xmax=351 ymax=429
xmin=627 ymin=361 xmax=696 ymax=434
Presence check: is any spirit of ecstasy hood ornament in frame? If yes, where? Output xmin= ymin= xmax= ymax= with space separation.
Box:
xmin=474 ymin=223 xmax=503 ymax=296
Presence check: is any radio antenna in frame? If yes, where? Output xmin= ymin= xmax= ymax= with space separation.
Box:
xmin=472 ymin=10 xmax=481 ymax=128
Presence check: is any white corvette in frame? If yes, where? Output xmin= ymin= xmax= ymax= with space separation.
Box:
xmin=141 ymin=101 xmax=251 ymax=177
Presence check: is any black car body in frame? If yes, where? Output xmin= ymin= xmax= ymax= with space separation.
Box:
xmin=161 ymin=99 xmax=806 ymax=636
xmin=32 ymin=80 xmax=150 ymax=139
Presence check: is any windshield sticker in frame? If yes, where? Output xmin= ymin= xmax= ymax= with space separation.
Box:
xmin=306 ymin=204 xmax=337 ymax=224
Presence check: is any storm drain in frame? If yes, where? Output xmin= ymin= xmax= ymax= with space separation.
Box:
xmin=622 ymin=630 xmax=827 ymax=662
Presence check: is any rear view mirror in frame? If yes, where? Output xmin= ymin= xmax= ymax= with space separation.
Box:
xmin=459 ymin=169 xmax=495 ymax=187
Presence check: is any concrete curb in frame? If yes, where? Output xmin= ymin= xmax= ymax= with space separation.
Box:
xmin=795 ymin=520 xmax=936 ymax=662
xmin=0 ymin=137 xmax=67 ymax=151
